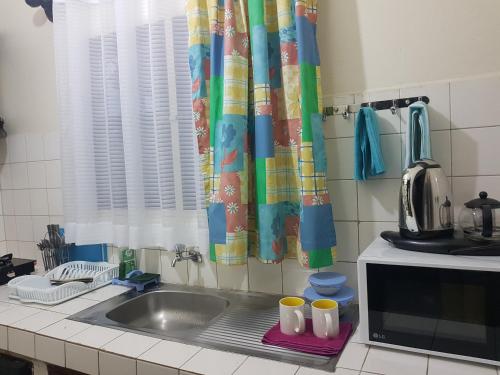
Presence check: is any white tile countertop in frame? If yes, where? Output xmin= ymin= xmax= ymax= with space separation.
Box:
xmin=0 ymin=284 xmax=500 ymax=375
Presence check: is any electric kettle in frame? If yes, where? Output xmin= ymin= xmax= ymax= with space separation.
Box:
xmin=459 ymin=191 xmax=500 ymax=241
xmin=399 ymin=159 xmax=453 ymax=239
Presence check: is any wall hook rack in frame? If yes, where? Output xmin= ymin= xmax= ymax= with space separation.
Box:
xmin=322 ymin=95 xmax=430 ymax=120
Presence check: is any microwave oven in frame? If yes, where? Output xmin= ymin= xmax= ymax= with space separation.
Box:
xmin=358 ymin=238 xmax=500 ymax=366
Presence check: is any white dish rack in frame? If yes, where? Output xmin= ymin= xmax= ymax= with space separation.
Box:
xmin=8 ymin=261 xmax=119 ymax=305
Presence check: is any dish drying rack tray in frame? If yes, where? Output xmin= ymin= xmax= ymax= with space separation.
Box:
xmin=7 ymin=261 xmax=119 ymax=305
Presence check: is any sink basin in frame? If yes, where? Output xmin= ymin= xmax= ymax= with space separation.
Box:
xmin=106 ymin=291 xmax=229 ymax=332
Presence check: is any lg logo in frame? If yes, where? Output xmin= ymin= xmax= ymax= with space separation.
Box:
xmin=373 ymin=332 xmax=387 ymax=340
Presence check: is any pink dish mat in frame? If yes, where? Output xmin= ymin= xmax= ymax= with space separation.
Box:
xmin=262 ymin=319 xmax=352 ymax=356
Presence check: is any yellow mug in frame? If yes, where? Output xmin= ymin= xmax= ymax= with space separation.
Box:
xmin=311 ymin=299 xmax=339 ymax=339
xmin=279 ymin=297 xmax=306 ymax=335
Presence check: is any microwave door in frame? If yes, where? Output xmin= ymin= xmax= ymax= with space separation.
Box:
xmin=366 ymin=264 xmax=500 ymax=362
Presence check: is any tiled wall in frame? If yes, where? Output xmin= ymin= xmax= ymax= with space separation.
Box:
xmin=0 ymin=131 xmax=63 ymax=268
xmin=1 ymin=74 xmax=499 ymax=297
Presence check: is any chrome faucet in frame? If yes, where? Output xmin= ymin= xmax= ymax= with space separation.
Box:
xmin=171 ymin=244 xmax=202 ymax=267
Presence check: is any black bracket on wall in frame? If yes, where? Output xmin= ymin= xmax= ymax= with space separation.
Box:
xmin=323 ymin=95 xmax=430 ymax=120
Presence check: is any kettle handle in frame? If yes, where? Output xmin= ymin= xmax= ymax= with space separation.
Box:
xmin=482 ymin=205 xmax=493 ymax=238
xmin=401 ymin=166 xmax=423 ymax=233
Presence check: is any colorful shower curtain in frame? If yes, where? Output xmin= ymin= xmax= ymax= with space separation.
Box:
xmin=187 ymin=0 xmax=336 ymax=268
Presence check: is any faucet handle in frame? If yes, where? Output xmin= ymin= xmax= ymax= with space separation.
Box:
xmin=174 ymin=243 xmax=186 ymax=253
xmin=188 ymin=247 xmax=202 ymax=263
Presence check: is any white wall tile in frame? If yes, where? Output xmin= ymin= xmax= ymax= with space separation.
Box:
xmin=45 ymin=160 xmax=61 ymax=188
xmin=4 ymin=216 xmax=17 ymax=240
xmin=0 ymin=242 xmax=6 ymax=257
xmin=355 ymin=89 xmax=401 ymax=134
xmin=18 ymin=241 xmax=37 ymax=259
xmin=451 ymin=75 xmax=500 ymax=129
xmin=10 ymin=162 xmax=29 ymax=189
xmin=359 ymin=221 xmax=398 ymax=252
xmin=49 ymin=215 xmax=64 ymax=225
xmin=14 ymin=189 xmax=31 ymax=215
xmin=16 ymin=216 xmax=34 ymax=241
xmin=66 ymin=343 xmax=99 ymax=375
xmin=248 ymin=258 xmax=282 ymax=294
xmin=282 ymin=258 xmax=316 ymax=296
xmin=323 ymin=95 xmax=355 ymax=139
xmin=32 ymin=216 xmax=49 ymax=241
xmin=452 ymin=126 xmax=500 ymax=176
xmin=0 ymin=164 xmax=12 ymax=189
xmin=1 ymin=189 xmax=15 ymax=215
xmin=334 ymin=221 xmax=359 ymax=262
xmin=217 ymin=264 xmax=249 ymax=291
xmin=188 ymin=259 xmax=218 ymax=288
xmin=326 ymin=137 xmax=354 ymax=180
xmin=26 ymin=133 xmax=45 ymax=162
xmin=99 ymin=351 xmax=136 ymax=375
xmin=35 ymin=335 xmax=66 ymax=367
xmin=7 ymin=134 xmax=27 ymax=163
xmin=28 ymin=161 xmax=47 ymax=188
xmin=0 ymin=325 xmax=7 ymax=350
xmin=47 ymin=188 xmax=63 ymax=215
xmin=8 ymin=327 xmax=35 ymax=358
xmin=136 ymin=249 xmax=161 ymax=274
xmin=357 ymin=179 xmax=400 ymax=221
xmin=160 ymin=251 xmax=189 ymax=285
xmin=0 ymin=217 xmax=5 ymax=242
xmin=6 ymin=240 xmax=19 ymax=256
xmin=400 ymin=82 xmax=451 ymax=131
xmin=328 ymin=180 xmax=358 ymax=221
xmin=43 ymin=132 xmax=60 ymax=160
xmin=137 ymin=361 xmax=178 ymax=375
xmin=30 ymin=189 xmax=49 ymax=215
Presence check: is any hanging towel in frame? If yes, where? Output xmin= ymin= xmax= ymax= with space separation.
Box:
xmin=354 ymin=107 xmax=386 ymax=181
xmin=404 ymin=101 xmax=432 ymax=168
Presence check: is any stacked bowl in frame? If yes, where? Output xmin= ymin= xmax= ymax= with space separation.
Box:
xmin=303 ymin=272 xmax=354 ymax=316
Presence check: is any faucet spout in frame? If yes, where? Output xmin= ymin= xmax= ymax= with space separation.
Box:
xmin=170 ymin=245 xmax=202 ymax=268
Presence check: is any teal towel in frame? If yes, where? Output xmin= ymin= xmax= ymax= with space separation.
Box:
xmin=405 ymin=101 xmax=432 ymax=168
xmin=354 ymin=107 xmax=385 ymax=181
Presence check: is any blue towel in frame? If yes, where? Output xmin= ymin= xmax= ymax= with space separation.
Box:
xmin=354 ymin=107 xmax=385 ymax=181
xmin=404 ymin=101 xmax=432 ymax=169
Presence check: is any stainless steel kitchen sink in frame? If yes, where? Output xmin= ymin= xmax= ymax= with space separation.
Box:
xmin=70 ymin=283 xmax=358 ymax=372
xmin=106 ymin=291 xmax=229 ymax=333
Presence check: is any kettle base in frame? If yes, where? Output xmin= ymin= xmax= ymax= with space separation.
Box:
xmin=399 ymin=228 xmax=454 ymax=240
xmin=382 ymin=231 xmax=500 ymax=256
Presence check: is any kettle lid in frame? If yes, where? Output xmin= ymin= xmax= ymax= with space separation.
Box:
xmin=464 ymin=191 xmax=500 ymax=209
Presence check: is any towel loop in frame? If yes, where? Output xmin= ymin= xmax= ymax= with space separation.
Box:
xmin=390 ymin=99 xmax=398 ymax=115
xmin=342 ymin=109 xmax=350 ymax=120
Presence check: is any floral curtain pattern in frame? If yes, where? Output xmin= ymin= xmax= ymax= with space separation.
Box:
xmin=187 ymin=0 xmax=336 ymax=268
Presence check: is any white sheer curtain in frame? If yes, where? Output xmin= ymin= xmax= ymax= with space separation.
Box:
xmin=53 ymin=0 xmax=208 ymax=252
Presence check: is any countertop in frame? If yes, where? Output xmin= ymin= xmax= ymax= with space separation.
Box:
xmin=0 ymin=283 xmax=498 ymax=375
